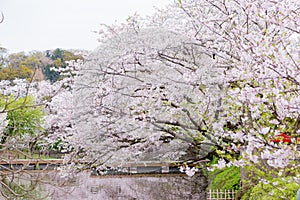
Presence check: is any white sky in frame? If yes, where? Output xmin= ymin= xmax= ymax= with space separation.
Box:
xmin=0 ymin=0 xmax=171 ymax=53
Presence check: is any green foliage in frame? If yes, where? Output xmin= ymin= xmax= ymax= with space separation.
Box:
xmin=51 ymin=48 xmax=64 ymax=60
xmin=63 ymin=50 xmax=82 ymax=61
xmin=0 ymin=95 xmax=44 ymax=143
xmin=20 ymin=54 xmax=42 ymax=69
xmin=7 ymin=52 xmax=27 ymax=68
xmin=0 ymin=67 xmax=16 ymax=80
xmin=0 ymin=52 xmax=39 ymax=80
xmin=44 ymin=48 xmax=83 ymax=82
xmin=208 ymin=166 xmax=241 ymax=190
xmin=19 ymin=65 xmax=34 ymax=79
xmin=44 ymin=65 xmax=59 ymax=82
xmin=0 ymin=48 xmax=82 ymax=81
xmin=0 ymin=66 xmax=34 ymax=81
xmin=241 ymin=177 xmax=298 ymax=200
xmin=51 ymin=139 xmax=62 ymax=150
xmin=240 ymin=162 xmax=300 ymax=200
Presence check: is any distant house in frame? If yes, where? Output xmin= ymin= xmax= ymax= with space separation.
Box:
xmin=33 ymin=67 xmax=45 ymax=81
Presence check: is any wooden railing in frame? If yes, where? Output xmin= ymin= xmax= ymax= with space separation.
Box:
xmin=207 ymin=189 xmax=237 ymax=200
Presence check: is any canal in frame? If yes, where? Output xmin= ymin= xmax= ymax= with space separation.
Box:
xmin=1 ymin=171 xmax=207 ymax=199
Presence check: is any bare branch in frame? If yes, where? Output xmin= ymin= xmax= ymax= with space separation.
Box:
xmin=0 ymin=12 xmax=4 ymax=24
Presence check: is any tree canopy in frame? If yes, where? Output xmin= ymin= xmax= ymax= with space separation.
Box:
xmin=0 ymin=0 xmax=299 ymax=199
xmin=70 ymin=0 xmax=300 ymax=190
xmin=0 ymin=49 xmax=83 ymax=82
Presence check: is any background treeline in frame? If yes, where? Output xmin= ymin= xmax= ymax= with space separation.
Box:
xmin=0 ymin=48 xmax=83 ymax=82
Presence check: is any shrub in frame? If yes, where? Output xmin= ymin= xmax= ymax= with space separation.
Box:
xmin=241 ymin=177 xmax=298 ymax=200
xmin=208 ymin=166 xmax=241 ymax=190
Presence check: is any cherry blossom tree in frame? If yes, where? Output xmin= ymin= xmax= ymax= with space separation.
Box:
xmin=0 ymin=61 xmax=82 ymax=199
xmin=0 ymin=112 xmax=8 ymax=143
xmin=174 ymin=0 xmax=300 ymax=173
xmin=0 ymin=0 xmax=297 ymax=198
xmin=0 ymin=52 xmax=84 ymax=155
xmin=174 ymin=0 xmax=300 ymax=161
xmin=0 ymin=12 xmax=81 ymax=199
xmin=155 ymin=0 xmax=300 ymax=195
xmin=71 ymin=0 xmax=299 ymax=196
xmin=72 ymin=27 xmax=226 ymax=166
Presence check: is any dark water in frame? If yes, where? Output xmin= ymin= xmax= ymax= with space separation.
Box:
xmin=1 ymin=171 xmax=207 ymax=200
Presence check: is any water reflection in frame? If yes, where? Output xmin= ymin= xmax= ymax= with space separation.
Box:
xmin=1 ymin=171 xmax=207 ymax=200
xmin=47 ymin=172 xmax=207 ymax=200
xmin=0 ymin=171 xmax=58 ymax=199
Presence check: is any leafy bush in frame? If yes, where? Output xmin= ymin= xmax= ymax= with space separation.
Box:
xmin=241 ymin=177 xmax=298 ymax=200
xmin=208 ymin=166 xmax=241 ymax=190
xmin=0 ymin=95 xmax=44 ymax=144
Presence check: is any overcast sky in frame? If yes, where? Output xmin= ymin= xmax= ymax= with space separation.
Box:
xmin=0 ymin=0 xmax=171 ymax=53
